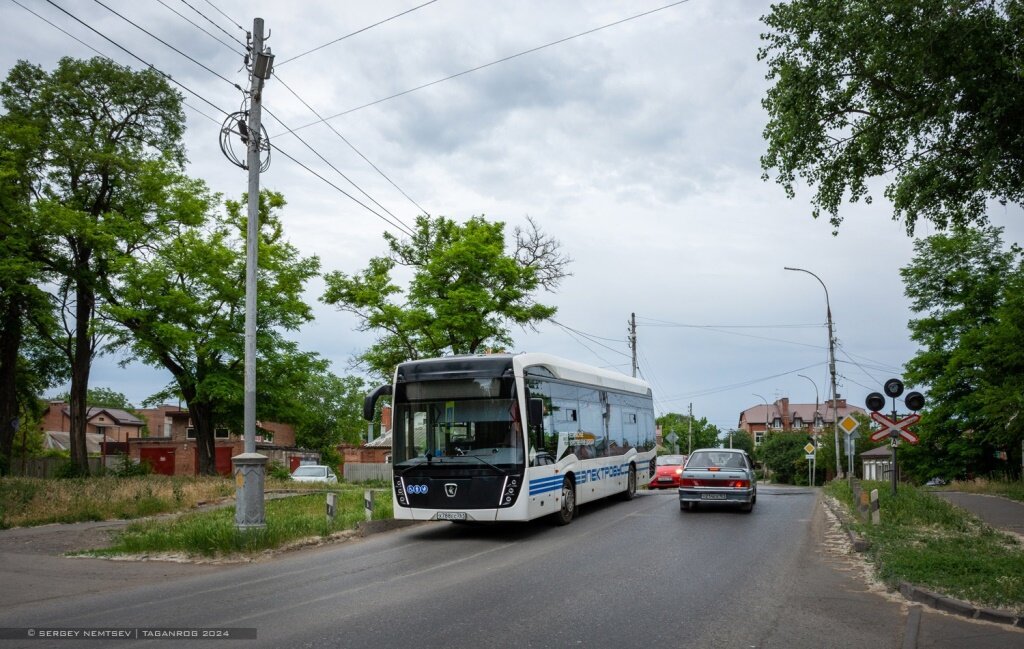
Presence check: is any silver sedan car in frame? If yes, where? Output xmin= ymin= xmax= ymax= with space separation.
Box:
xmin=678 ymin=448 xmax=756 ymax=513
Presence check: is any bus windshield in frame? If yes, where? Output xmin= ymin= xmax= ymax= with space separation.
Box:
xmin=393 ymin=378 xmax=524 ymax=469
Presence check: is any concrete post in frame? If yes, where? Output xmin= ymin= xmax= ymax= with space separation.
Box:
xmin=233 ymin=453 xmax=268 ymax=530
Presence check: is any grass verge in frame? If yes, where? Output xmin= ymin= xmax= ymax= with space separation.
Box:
xmin=95 ymin=490 xmax=393 ymax=557
xmin=0 ymin=476 xmax=235 ymax=528
xmin=827 ymin=480 xmax=1024 ymax=614
xmin=935 ymin=477 xmax=1024 ymax=503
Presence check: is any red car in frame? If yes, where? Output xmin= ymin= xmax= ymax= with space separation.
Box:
xmin=648 ymin=454 xmax=687 ymax=489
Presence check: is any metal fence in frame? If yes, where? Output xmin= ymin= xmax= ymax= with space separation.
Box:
xmin=344 ymin=462 xmax=391 ymax=483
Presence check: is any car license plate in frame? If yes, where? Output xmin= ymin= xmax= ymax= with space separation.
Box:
xmin=701 ymin=493 xmax=727 ymax=500
xmin=436 ymin=511 xmax=467 ymax=521
xmin=658 ymin=476 xmax=672 ymax=482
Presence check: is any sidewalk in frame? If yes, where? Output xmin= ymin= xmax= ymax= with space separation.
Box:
xmin=932 ymin=490 xmax=1024 ymax=538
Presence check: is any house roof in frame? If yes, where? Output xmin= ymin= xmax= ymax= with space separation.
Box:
xmin=365 ymin=429 xmax=392 ymax=448
xmin=861 ymin=445 xmax=894 ymax=458
xmin=738 ymin=401 xmax=867 ymax=426
xmin=55 ymin=405 xmax=144 ymax=426
xmin=44 ymin=431 xmax=115 ymax=454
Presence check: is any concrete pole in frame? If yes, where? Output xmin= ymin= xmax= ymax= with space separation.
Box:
xmin=235 ymin=17 xmax=271 ymax=530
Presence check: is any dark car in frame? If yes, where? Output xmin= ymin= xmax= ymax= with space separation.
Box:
xmin=649 ymin=454 xmax=687 ymax=489
xmin=678 ymin=448 xmax=756 ymax=513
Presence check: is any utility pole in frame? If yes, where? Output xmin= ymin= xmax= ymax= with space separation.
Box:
xmin=234 ymin=18 xmax=274 ymax=531
xmin=687 ymin=402 xmax=693 ymax=455
xmin=629 ymin=312 xmax=638 ymax=378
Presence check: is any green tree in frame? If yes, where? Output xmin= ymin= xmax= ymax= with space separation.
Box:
xmin=898 ymin=226 xmax=1023 ymax=480
xmin=0 ymin=102 xmax=66 ymax=474
xmin=656 ymin=412 xmax=720 ymax=454
xmin=759 ymin=431 xmax=809 ymax=485
xmin=726 ymin=429 xmax=754 ymax=456
xmin=759 ymin=0 xmax=1024 ymax=234
xmin=1 ymin=57 xmax=196 ymax=474
xmin=322 ymin=215 xmax=570 ymax=380
xmin=293 ymin=372 xmax=367 ymax=467
xmin=54 ymin=387 xmax=134 ymax=410
xmin=105 ymin=191 xmax=322 ymax=475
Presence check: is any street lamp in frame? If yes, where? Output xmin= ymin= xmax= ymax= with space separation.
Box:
xmin=753 ymin=393 xmax=769 ymax=445
xmin=797 ymin=374 xmax=818 ymax=487
xmin=785 ymin=267 xmax=842 ymax=479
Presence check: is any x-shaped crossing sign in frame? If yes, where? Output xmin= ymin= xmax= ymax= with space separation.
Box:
xmin=869 ymin=412 xmax=920 ymax=443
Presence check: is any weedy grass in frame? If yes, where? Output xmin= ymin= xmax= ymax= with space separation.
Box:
xmin=0 ymin=476 xmax=234 ymax=529
xmin=827 ymin=480 xmax=1024 ymax=613
xmin=99 ymin=491 xmax=393 ymax=557
xmin=940 ymin=477 xmax=1024 ymax=503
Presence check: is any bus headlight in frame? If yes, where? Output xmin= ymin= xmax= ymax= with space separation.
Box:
xmin=499 ymin=474 xmax=522 ymax=508
xmin=394 ymin=477 xmax=409 ymax=508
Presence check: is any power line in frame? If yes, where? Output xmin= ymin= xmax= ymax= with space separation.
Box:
xmin=277 ymin=0 xmax=440 ymax=67
xmin=270 ymin=141 xmax=418 ymax=237
xmin=198 ymin=0 xmax=246 ymax=36
xmin=293 ymin=0 xmax=695 ymax=132
xmin=42 ymin=0 xmax=230 ymax=117
xmin=274 ymin=74 xmax=431 ymax=218
xmin=156 ymin=0 xmax=243 ymax=55
xmin=262 ymin=105 xmax=417 ymax=237
xmin=552 ymin=321 xmax=614 ymax=368
xmin=636 ymin=315 xmax=824 ymax=329
xmin=548 ymin=319 xmax=631 ymax=358
xmin=90 ymin=0 xmax=241 ymax=91
xmin=13 ymin=0 xmax=222 ymax=126
xmin=658 ymin=361 xmax=826 ymax=404
xmin=184 ymin=0 xmax=247 ymax=48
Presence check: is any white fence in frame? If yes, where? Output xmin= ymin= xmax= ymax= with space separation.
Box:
xmin=344 ymin=462 xmax=391 ymax=483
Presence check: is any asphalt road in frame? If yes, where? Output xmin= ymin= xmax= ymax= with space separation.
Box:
xmin=1 ymin=487 xmax=1022 ymax=649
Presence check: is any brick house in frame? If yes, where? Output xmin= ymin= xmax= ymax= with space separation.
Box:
xmin=42 ymin=400 xmax=316 ymax=476
xmin=737 ymin=396 xmax=866 ymax=446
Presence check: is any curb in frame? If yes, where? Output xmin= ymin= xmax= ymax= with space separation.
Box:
xmin=823 ymin=497 xmax=1023 ymax=628
xmin=354 ymin=519 xmax=421 ymax=537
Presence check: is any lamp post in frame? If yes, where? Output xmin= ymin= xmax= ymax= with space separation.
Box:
xmin=798 ymin=373 xmax=819 ymax=486
xmin=785 ymin=267 xmax=842 ymax=479
xmin=753 ymin=393 xmax=770 ymax=483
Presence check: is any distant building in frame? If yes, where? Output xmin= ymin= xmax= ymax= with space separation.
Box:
xmin=737 ymin=396 xmax=866 ymax=446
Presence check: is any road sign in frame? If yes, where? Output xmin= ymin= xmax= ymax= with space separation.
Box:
xmin=804 ymin=442 xmax=816 ymax=454
xmin=839 ymin=414 xmax=859 ymax=435
xmin=869 ymin=412 xmax=920 ymax=443
xmin=805 ymin=454 xmax=815 ymax=460
xmin=665 ymin=432 xmax=678 ymax=444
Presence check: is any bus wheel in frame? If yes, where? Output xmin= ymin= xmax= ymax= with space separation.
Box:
xmin=619 ymin=465 xmax=636 ymax=501
xmin=555 ymin=477 xmax=575 ymax=525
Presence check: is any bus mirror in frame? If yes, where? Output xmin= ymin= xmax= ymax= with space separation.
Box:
xmin=528 ymin=398 xmax=544 ymax=427
xmin=363 ymin=384 xmax=393 ymax=421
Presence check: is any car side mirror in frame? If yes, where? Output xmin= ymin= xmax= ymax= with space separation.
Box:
xmin=527 ymin=398 xmax=544 ymax=427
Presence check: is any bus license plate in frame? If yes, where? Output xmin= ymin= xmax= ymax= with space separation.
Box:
xmin=701 ymin=493 xmax=727 ymax=500
xmin=436 ymin=512 xmax=467 ymax=521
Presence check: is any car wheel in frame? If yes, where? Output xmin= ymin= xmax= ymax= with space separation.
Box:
xmin=740 ymin=501 xmax=754 ymax=513
xmin=680 ymin=501 xmax=690 ymax=512
xmin=620 ymin=465 xmax=636 ymax=501
xmin=555 ymin=477 xmax=575 ymax=525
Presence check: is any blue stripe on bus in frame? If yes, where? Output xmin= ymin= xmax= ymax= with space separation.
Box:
xmin=529 ymin=461 xmax=644 ymax=496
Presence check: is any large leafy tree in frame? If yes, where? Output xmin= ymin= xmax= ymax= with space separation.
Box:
xmin=0 ymin=57 xmax=197 ymax=474
xmin=898 ymin=226 xmax=1023 ymax=479
xmin=759 ymin=0 xmax=1024 ymax=234
xmin=105 ymin=191 xmax=323 ymax=475
xmin=293 ymin=372 xmax=367 ymax=468
xmin=322 ymin=215 xmax=570 ymax=379
xmin=656 ymin=412 xmax=720 ymax=454
xmin=0 ymin=115 xmax=64 ymax=473
xmin=759 ymin=431 xmax=809 ymax=485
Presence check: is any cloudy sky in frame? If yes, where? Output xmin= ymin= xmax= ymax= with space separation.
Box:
xmin=5 ymin=0 xmax=1022 ymax=433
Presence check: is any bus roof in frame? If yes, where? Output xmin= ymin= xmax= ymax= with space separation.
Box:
xmin=393 ymin=353 xmax=651 ymax=396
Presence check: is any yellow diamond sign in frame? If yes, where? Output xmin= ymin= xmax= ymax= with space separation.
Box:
xmin=804 ymin=442 xmax=816 ymax=454
xmin=839 ymin=414 xmax=860 ymax=434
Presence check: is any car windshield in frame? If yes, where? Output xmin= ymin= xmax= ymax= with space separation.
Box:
xmin=293 ymin=466 xmax=326 ymax=477
xmin=686 ymin=451 xmax=746 ymax=469
xmin=657 ymin=455 xmax=686 ymax=466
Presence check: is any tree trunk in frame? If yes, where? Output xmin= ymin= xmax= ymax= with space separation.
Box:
xmin=188 ymin=401 xmax=218 ymax=476
xmin=0 ymin=297 xmax=21 ymax=475
xmin=68 ymin=281 xmax=94 ymax=476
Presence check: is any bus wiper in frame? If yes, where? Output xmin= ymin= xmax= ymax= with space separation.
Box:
xmin=462 ymin=449 xmax=507 ymax=475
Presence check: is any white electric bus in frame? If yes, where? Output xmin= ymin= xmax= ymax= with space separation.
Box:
xmin=363 ymin=353 xmax=657 ymax=525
